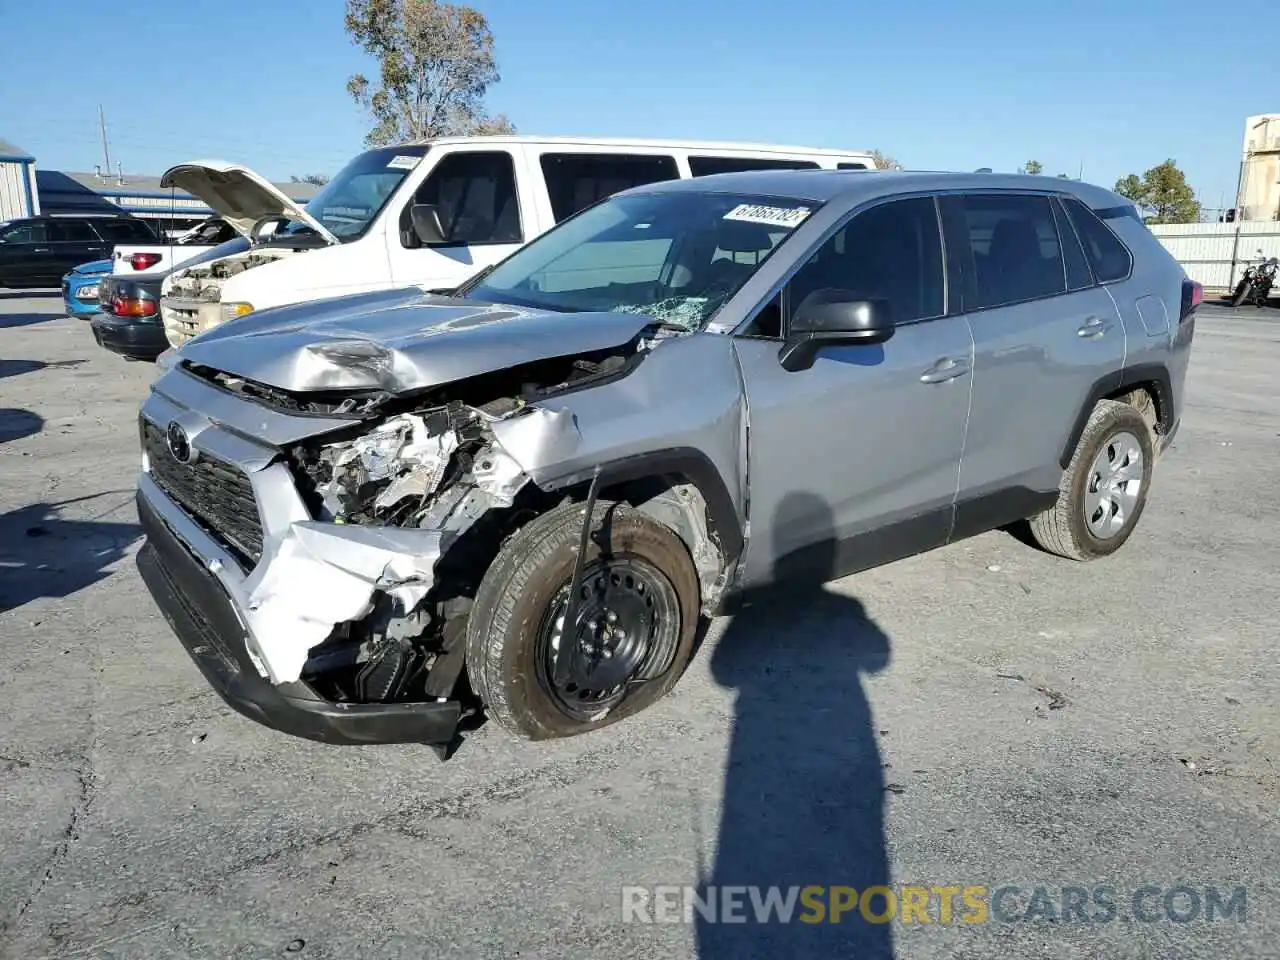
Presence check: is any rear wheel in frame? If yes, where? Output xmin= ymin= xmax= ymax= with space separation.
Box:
xmin=1028 ymin=399 xmax=1154 ymax=561
xmin=465 ymin=500 xmax=700 ymax=740
xmin=1231 ymin=279 xmax=1252 ymax=307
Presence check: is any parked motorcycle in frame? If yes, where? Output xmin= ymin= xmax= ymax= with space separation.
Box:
xmin=1231 ymin=250 xmax=1279 ymax=307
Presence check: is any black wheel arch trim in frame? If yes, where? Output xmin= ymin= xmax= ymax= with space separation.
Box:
xmin=537 ymin=447 xmax=744 ymax=564
xmin=1060 ymin=363 xmax=1174 ymax=468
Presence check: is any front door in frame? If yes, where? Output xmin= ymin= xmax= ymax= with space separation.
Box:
xmin=386 ymin=149 xmax=531 ymax=290
xmin=0 ymin=220 xmax=52 ymax=286
xmin=733 ymin=195 xmax=974 ymax=588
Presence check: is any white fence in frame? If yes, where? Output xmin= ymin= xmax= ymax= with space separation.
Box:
xmin=1149 ymin=221 xmax=1280 ymax=291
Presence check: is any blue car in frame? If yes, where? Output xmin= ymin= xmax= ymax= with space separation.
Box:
xmin=61 ymin=258 xmax=113 ymax=318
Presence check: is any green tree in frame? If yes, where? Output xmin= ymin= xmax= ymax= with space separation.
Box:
xmin=870 ymin=150 xmax=903 ymax=170
xmin=1113 ymin=160 xmax=1201 ymax=224
xmin=344 ymin=0 xmax=511 ymax=146
xmin=1022 ymin=160 xmax=1044 ymax=175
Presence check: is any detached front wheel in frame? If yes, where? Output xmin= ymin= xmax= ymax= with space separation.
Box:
xmin=465 ymin=500 xmax=700 ymax=740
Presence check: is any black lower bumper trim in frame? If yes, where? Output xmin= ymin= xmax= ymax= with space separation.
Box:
xmin=91 ymin=314 xmax=169 ymax=360
xmin=135 ymin=491 xmax=462 ymax=746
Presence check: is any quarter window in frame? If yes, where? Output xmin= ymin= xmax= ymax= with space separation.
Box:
xmin=688 ymin=156 xmax=819 ymax=177
xmin=1062 ymin=196 xmax=1132 ymax=283
xmin=785 ymin=196 xmax=944 ymax=328
xmin=413 ymin=151 xmax=522 ymax=245
xmin=540 ymin=153 xmax=679 ymax=222
xmin=956 ymin=194 xmax=1066 ymax=308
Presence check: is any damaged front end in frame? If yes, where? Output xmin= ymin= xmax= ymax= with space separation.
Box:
xmin=161 ymin=248 xmax=295 ymax=346
xmin=135 ymin=329 xmax=720 ymax=753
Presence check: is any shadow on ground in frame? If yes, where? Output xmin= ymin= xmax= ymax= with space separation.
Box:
xmin=0 ymin=494 xmax=142 ymax=614
xmin=0 ymin=409 xmax=43 ymax=444
xmin=698 ymin=492 xmax=895 ymax=959
xmin=0 ymin=313 xmax=63 ymax=330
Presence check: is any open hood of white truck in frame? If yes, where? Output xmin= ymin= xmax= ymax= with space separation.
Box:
xmin=160 ymin=160 xmax=340 ymax=246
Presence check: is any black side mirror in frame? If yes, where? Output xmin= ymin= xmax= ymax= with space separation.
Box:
xmin=410 ymin=204 xmax=446 ymax=246
xmin=778 ymin=290 xmax=894 ymax=372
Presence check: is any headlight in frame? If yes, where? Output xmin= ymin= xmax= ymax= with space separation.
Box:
xmin=221 ymin=302 xmax=254 ymax=321
xmin=77 ymin=285 xmax=99 ymax=300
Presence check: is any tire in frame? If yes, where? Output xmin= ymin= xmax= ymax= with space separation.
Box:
xmin=465 ymin=499 xmax=701 ymax=741
xmin=1231 ymin=279 xmax=1251 ymax=307
xmin=1028 ymin=399 xmax=1155 ymax=561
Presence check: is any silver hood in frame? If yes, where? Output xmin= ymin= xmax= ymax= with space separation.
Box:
xmin=176 ymin=288 xmax=657 ymax=394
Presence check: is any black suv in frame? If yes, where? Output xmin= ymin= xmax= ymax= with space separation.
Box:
xmin=0 ymin=214 xmax=157 ymax=288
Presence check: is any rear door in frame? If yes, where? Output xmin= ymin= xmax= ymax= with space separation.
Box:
xmin=942 ymin=192 xmax=1126 ymax=535
xmin=48 ymin=218 xmax=106 ymax=275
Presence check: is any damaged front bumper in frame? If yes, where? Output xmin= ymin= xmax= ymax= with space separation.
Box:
xmin=136 ymin=480 xmax=462 ymax=745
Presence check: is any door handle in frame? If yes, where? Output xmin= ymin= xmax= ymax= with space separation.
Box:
xmin=32 ymin=247 xmax=49 ymax=253
xmin=919 ymin=356 xmax=970 ymax=383
xmin=1077 ymin=316 xmax=1112 ymax=338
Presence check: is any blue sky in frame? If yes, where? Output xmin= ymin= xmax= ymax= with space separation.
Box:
xmin=1 ymin=0 xmax=1274 ymax=210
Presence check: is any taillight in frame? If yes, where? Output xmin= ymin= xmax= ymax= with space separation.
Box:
xmin=1179 ymin=278 xmax=1203 ymax=322
xmin=112 ymin=295 xmax=157 ymax=318
xmin=129 ymin=252 xmax=162 ymax=271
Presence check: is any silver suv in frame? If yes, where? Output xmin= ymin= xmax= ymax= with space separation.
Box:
xmin=134 ymin=170 xmax=1198 ymax=751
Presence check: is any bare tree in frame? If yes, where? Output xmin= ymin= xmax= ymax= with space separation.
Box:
xmin=344 ymin=0 xmax=512 ymax=146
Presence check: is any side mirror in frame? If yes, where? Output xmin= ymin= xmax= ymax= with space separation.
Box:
xmin=410 ymin=204 xmax=446 ymax=246
xmin=778 ymin=290 xmax=894 ymax=372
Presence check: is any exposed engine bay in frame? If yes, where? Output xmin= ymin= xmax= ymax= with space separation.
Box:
xmin=164 ymin=247 xmax=296 ymax=303
xmin=221 ymin=339 xmax=724 ymax=712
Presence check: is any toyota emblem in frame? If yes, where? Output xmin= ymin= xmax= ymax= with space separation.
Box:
xmin=165 ymin=421 xmax=193 ymax=463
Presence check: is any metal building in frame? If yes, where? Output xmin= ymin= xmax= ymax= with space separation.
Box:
xmin=0 ymin=138 xmax=39 ymax=221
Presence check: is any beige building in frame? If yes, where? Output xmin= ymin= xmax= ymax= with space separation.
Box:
xmin=1238 ymin=114 xmax=1280 ymax=221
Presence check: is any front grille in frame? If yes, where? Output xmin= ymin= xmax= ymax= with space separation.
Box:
xmin=142 ymin=420 xmax=264 ymax=565
xmin=161 ymin=297 xmax=213 ymax=344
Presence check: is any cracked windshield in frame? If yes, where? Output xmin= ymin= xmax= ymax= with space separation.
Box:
xmin=468 ymin=192 xmax=816 ymax=329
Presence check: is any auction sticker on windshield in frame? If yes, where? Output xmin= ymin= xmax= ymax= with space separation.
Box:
xmin=386 ymin=155 xmax=421 ymax=170
xmin=723 ymin=203 xmax=812 ymax=228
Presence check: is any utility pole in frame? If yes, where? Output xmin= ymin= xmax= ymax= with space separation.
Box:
xmin=98 ymin=104 xmax=112 ymax=176
xmin=1228 ymin=153 xmax=1249 ymax=290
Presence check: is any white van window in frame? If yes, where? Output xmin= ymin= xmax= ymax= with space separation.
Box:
xmin=688 ymin=156 xmax=819 ymax=177
xmin=283 ymin=144 xmax=430 ymax=242
xmin=838 ymin=162 xmax=869 ymax=170
xmin=540 ymin=153 xmax=679 ymax=223
xmin=412 ymin=151 xmax=522 ymax=245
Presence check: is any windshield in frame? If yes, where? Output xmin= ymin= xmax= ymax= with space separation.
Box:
xmin=467 ymin=190 xmax=816 ymax=330
xmin=280 ymin=144 xmax=430 ymax=241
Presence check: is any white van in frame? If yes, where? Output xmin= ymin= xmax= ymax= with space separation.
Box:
xmin=158 ymin=136 xmax=878 ymax=347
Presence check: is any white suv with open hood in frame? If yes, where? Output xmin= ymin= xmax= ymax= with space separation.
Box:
xmin=157 ymin=136 xmax=879 ymax=348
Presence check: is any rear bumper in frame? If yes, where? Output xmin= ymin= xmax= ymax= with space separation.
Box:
xmin=135 ymin=487 xmax=462 ymax=746
xmin=91 ymin=313 xmax=169 ymax=360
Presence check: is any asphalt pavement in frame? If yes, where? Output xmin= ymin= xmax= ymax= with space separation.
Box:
xmin=1 ymin=295 xmax=1277 ymax=959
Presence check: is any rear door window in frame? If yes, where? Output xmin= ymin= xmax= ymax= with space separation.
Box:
xmin=50 ymin=219 xmax=98 ymax=242
xmin=414 ymin=151 xmax=522 ymax=245
xmin=688 ymin=156 xmax=820 ymax=177
xmin=93 ymin=219 xmax=157 ymax=242
xmin=1061 ymin=196 xmax=1133 ymax=283
xmin=540 ymin=153 xmax=679 ymax=222
xmin=954 ymin=194 xmax=1067 ymax=309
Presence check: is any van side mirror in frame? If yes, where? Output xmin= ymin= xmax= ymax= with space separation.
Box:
xmin=778 ymin=291 xmax=894 ymax=372
xmin=410 ymin=204 xmax=447 ymax=246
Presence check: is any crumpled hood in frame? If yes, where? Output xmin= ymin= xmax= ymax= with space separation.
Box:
xmin=176 ymin=288 xmax=657 ymax=394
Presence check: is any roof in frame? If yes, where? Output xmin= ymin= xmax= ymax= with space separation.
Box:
xmin=0 ymin=138 xmax=34 ymax=160
xmin=619 ymin=168 xmax=1126 ymax=208
xmin=59 ymin=171 xmax=321 ymax=201
xmin=383 ymin=134 xmax=877 ymax=158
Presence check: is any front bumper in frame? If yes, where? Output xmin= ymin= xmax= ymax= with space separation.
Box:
xmin=62 ymin=278 xmax=103 ymax=317
xmin=135 ymin=483 xmax=462 ymax=746
xmin=91 ymin=313 xmax=169 ymax=360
